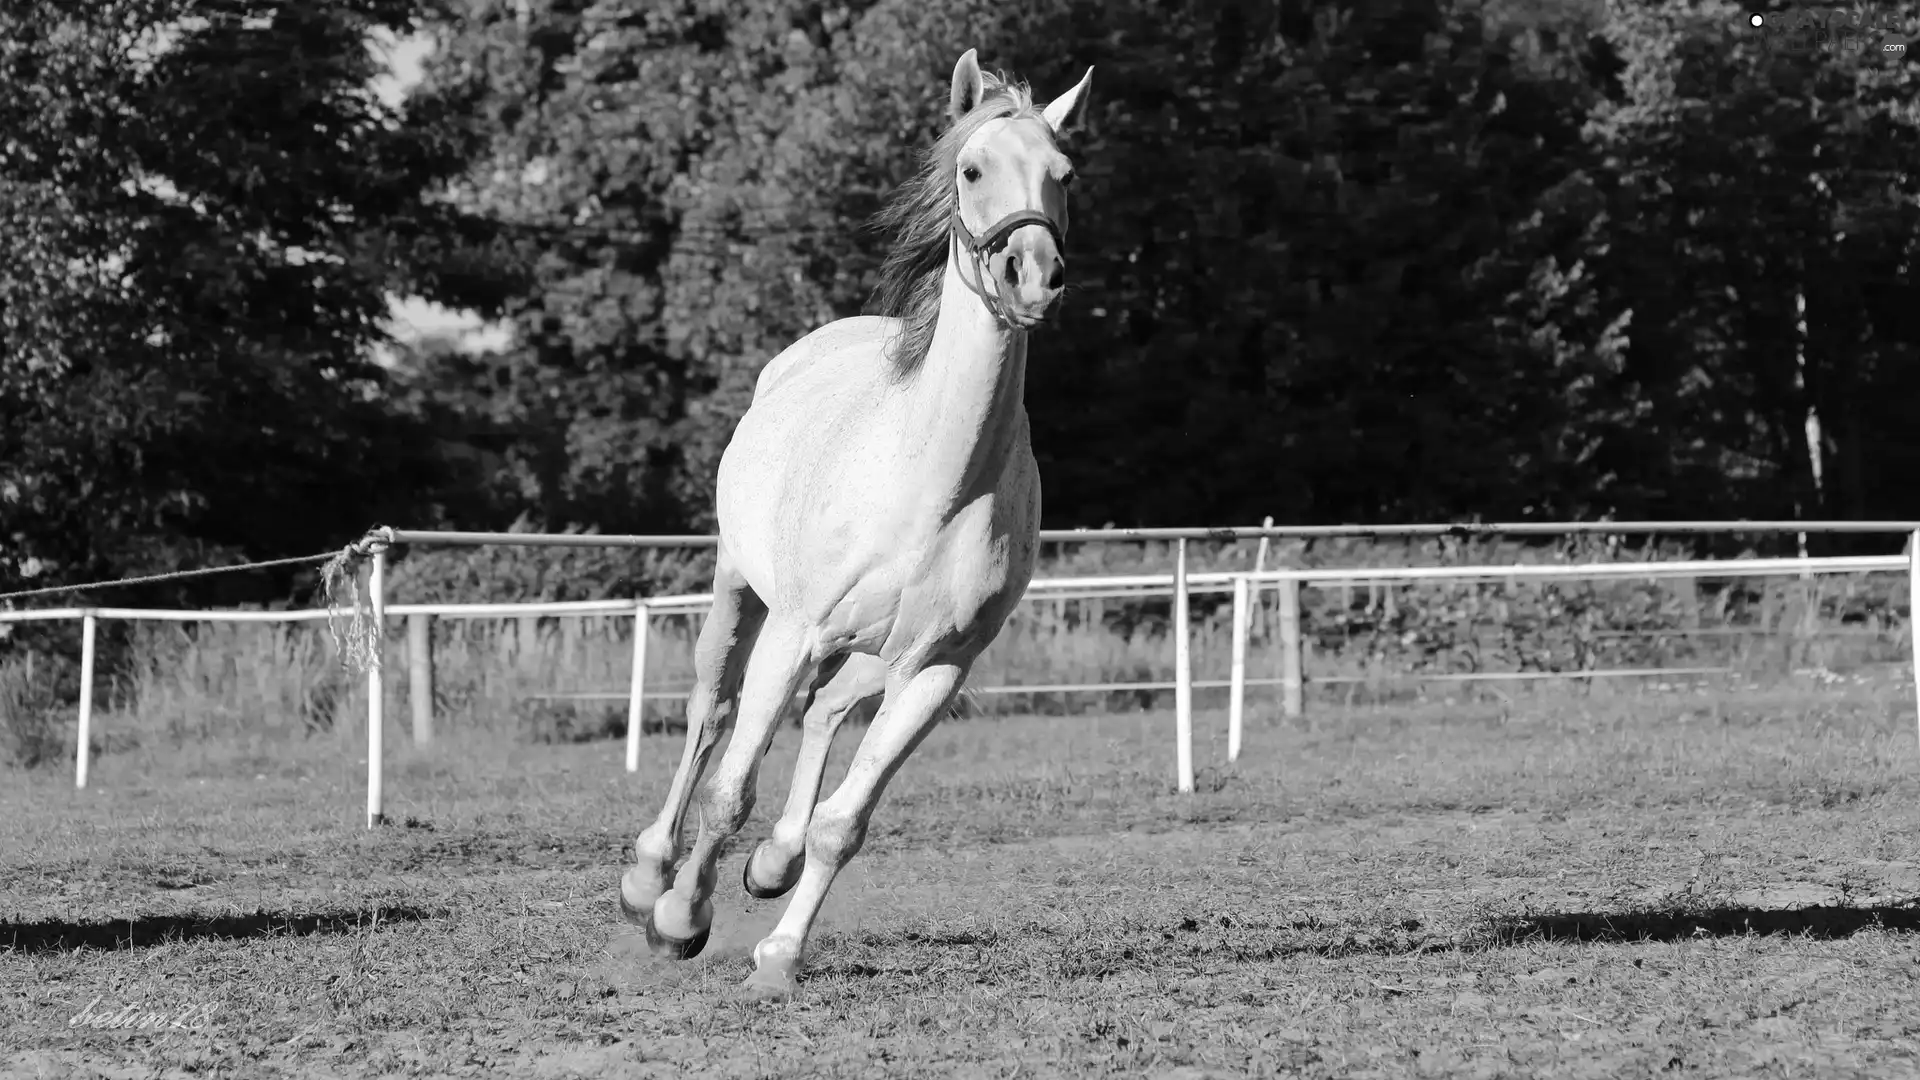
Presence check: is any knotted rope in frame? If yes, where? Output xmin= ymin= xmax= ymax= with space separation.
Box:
xmin=320 ymin=526 xmax=396 ymax=674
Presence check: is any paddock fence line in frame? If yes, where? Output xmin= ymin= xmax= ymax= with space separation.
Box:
xmin=3 ymin=570 xmax=1245 ymax=818
xmin=376 ymin=522 xmax=1920 ymax=798
xmin=4 ymin=520 xmax=1917 ymax=820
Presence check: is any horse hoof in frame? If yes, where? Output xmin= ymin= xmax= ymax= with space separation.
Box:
xmin=617 ymin=867 xmax=663 ymax=926
xmin=625 ymin=880 xmax=664 ymax=922
xmin=618 ymin=888 xmax=649 ymax=926
xmin=643 ymin=913 xmax=710 ymax=960
xmin=740 ymin=968 xmax=797 ymax=1003
xmin=741 ymin=843 xmax=802 ymax=900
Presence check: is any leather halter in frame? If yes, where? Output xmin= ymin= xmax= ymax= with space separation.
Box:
xmin=950 ymin=207 xmax=1065 ymax=328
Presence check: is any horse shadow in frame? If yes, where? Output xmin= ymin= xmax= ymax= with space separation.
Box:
xmin=1 ymin=905 xmax=441 ymax=955
xmin=1483 ymin=900 xmax=1920 ymax=946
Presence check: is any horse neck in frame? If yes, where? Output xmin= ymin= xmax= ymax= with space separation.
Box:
xmin=896 ymin=244 xmax=1029 ymax=505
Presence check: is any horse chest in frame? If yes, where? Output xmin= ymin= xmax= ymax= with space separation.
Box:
xmin=914 ymin=468 xmax=1040 ymax=647
xmin=808 ymin=475 xmax=1036 ymax=661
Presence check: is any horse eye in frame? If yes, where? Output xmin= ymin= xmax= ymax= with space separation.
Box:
xmin=963 ymin=166 xmax=982 ymax=183
xmin=1060 ymin=170 xmax=1076 ymax=188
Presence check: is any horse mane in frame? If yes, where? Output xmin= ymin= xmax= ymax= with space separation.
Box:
xmin=865 ymin=71 xmax=1047 ymax=376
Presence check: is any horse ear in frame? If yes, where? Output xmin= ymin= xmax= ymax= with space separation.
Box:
xmin=949 ymin=48 xmax=985 ymax=124
xmin=1042 ymin=66 xmax=1094 ymax=139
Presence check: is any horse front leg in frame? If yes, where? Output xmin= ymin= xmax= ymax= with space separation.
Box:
xmin=620 ymin=558 xmax=764 ymax=926
xmin=645 ymin=616 xmax=816 ymax=959
xmin=742 ymin=657 xmax=968 ymax=1000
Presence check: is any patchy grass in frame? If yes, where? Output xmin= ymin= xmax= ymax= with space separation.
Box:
xmin=6 ymin=676 xmax=1920 ymax=1078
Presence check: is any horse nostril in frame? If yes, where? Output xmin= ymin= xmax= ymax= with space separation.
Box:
xmin=1003 ymin=256 xmax=1020 ymax=287
xmin=1047 ymin=261 xmax=1065 ymax=290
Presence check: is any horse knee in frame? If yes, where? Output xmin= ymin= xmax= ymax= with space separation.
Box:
xmin=806 ymin=804 xmax=866 ymax=868
xmin=698 ymin=776 xmax=755 ymax=836
xmin=684 ymin=691 xmax=732 ymax=746
xmin=802 ymin=700 xmax=850 ymax=742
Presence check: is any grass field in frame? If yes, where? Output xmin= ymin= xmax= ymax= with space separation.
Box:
xmin=7 ymin=671 xmax=1920 ymax=1078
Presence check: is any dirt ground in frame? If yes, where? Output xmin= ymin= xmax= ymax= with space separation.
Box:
xmin=6 ymin=678 xmax=1920 ymax=1077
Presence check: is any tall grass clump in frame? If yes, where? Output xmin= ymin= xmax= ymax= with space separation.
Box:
xmin=0 ymin=651 xmax=74 ymax=768
xmin=113 ymin=622 xmax=356 ymax=750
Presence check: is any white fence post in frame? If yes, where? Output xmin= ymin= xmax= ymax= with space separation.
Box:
xmin=366 ymin=548 xmax=387 ymax=829
xmin=407 ymin=613 xmax=433 ymax=746
xmin=1254 ymin=515 xmax=1274 ymax=645
xmin=627 ymin=599 xmax=649 ymax=773
xmin=1228 ymin=575 xmax=1250 ymax=763
xmin=1910 ymin=530 xmax=1919 ymax=751
xmin=1173 ymin=538 xmax=1194 ymax=794
xmin=74 ymin=613 xmax=96 ymax=790
xmin=1279 ymin=574 xmax=1304 ymax=719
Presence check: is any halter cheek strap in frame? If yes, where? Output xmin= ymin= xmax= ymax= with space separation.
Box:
xmin=951 ymin=208 xmax=1065 ymax=327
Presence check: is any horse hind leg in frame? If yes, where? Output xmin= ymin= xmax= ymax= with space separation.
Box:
xmin=743 ymin=651 xmax=886 ymax=900
xmin=743 ymin=657 xmax=968 ymax=1001
xmin=645 ymin=615 xmax=816 ymax=959
xmin=619 ymin=556 xmax=766 ymax=928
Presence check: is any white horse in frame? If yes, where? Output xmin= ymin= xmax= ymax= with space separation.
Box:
xmin=619 ymin=48 xmax=1093 ymax=1001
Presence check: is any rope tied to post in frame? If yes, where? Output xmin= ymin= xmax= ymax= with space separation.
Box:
xmin=321 ymin=526 xmax=395 ymax=674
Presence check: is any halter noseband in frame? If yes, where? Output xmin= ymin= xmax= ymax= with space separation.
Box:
xmin=951 ymin=208 xmax=1065 ymax=327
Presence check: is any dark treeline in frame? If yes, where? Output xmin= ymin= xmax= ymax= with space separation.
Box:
xmin=4 ymin=0 xmax=1919 ymax=613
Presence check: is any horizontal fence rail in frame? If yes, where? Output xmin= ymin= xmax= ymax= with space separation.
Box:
xmin=536 ymin=668 xmax=1750 ymax=704
xmin=376 ymin=520 xmax=1920 ymax=551
xmin=11 ymin=553 xmax=1900 ymax=626
xmin=1027 ymin=521 xmax=1920 ymax=541
xmin=5 ymin=522 xmax=1915 ymax=820
xmin=1251 ymin=554 xmax=1908 ymax=586
xmin=0 ymin=574 xmax=1240 ymax=625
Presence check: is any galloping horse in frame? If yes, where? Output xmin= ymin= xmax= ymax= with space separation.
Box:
xmin=620 ymin=48 xmax=1094 ymax=1001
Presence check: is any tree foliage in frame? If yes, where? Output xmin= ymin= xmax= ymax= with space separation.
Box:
xmin=413 ymin=0 xmax=1918 ymax=548
xmin=5 ymin=0 xmax=1918 ymax=614
xmin=1 ymin=0 xmax=511 ymax=603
